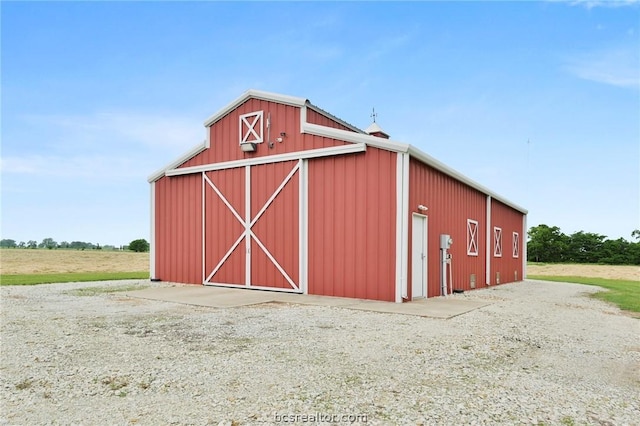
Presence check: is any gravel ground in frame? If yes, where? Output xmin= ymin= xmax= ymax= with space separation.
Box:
xmin=1 ymin=280 xmax=638 ymax=426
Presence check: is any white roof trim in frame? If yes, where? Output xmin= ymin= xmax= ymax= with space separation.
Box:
xmin=165 ymin=144 xmax=367 ymax=176
xmin=203 ymin=89 xmax=306 ymax=128
xmin=147 ymin=141 xmax=208 ymax=183
xmin=149 ymin=89 xmax=528 ymax=214
xmin=407 ymin=146 xmax=528 ymax=214
xmin=301 ymin=122 xmax=409 ymax=153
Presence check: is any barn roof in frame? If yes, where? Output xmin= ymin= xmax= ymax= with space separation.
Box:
xmin=149 ymin=89 xmax=527 ymax=214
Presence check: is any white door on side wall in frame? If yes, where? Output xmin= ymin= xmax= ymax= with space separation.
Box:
xmin=412 ymin=214 xmax=427 ymax=299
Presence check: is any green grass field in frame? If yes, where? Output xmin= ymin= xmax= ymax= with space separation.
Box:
xmin=0 ymin=271 xmax=149 ymax=286
xmin=528 ymin=275 xmax=640 ymax=314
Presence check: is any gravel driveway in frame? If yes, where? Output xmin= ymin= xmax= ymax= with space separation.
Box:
xmin=1 ymin=280 xmax=638 ymax=425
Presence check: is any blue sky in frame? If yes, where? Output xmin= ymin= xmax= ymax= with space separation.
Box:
xmin=2 ymin=1 xmax=638 ymax=247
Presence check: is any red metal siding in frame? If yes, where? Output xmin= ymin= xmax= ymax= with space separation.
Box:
xmin=306 ymin=108 xmax=357 ymax=132
xmin=308 ymin=148 xmax=397 ymax=301
xmin=250 ymin=161 xmax=299 ymax=289
xmin=154 ymin=174 xmax=202 ymax=284
xmin=408 ymin=158 xmax=487 ymax=298
xmin=204 ymin=168 xmax=245 ymax=285
xmin=179 ymin=100 xmax=348 ymax=168
xmin=490 ymin=199 xmax=524 ymax=284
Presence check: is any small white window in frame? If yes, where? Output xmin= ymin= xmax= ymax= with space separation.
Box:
xmin=512 ymin=232 xmax=520 ymax=258
xmin=239 ymin=110 xmax=264 ymax=145
xmin=493 ymin=227 xmax=502 ymax=257
xmin=467 ymin=219 xmax=479 ymax=256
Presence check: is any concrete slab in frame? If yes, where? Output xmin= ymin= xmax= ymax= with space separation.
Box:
xmin=125 ymin=285 xmax=492 ymax=319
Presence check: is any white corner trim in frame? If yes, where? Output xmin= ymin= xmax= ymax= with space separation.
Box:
xmin=148 ymin=141 xmax=207 ymax=183
xmin=395 ymin=152 xmax=410 ymax=303
xmin=486 ymin=195 xmax=491 ymax=285
xmin=149 ymin=181 xmax=156 ymax=280
xmin=299 ymin=159 xmax=309 ymax=295
xmin=165 ymin=144 xmax=366 ymax=176
xmin=204 ymin=89 xmax=306 ymax=127
xmin=523 ymin=215 xmax=527 ymax=279
xmin=201 ymin=172 xmax=206 ymax=284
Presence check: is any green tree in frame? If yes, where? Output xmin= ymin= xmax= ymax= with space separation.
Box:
xmin=26 ymin=240 xmax=37 ymax=249
xmin=128 ymin=239 xmax=149 ymax=252
xmin=39 ymin=237 xmax=57 ymax=250
xmin=600 ymin=238 xmax=633 ymax=265
xmin=566 ymin=231 xmax=606 ymax=263
xmin=527 ymin=224 xmax=569 ymax=262
xmin=0 ymin=239 xmax=17 ymax=248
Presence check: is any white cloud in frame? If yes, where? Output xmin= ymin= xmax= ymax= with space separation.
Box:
xmin=0 ymin=154 xmax=144 ymax=180
xmin=568 ymin=0 xmax=640 ymax=9
xmin=21 ymin=112 xmax=205 ymax=150
xmin=564 ymin=47 xmax=640 ymax=89
xmin=2 ymin=110 xmax=206 ymax=181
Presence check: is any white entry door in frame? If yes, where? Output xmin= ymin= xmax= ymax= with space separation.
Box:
xmin=412 ymin=214 xmax=427 ymax=299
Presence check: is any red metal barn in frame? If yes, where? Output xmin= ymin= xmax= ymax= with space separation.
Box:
xmin=149 ymin=90 xmax=527 ymax=302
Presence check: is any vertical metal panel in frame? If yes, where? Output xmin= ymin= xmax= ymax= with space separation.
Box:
xmin=490 ymin=199 xmax=524 ymax=284
xmin=408 ymin=158 xmax=487 ymax=298
xmin=307 ymin=148 xmax=397 ymax=302
xmin=179 ymin=100 xmax=347 ymax=168
xmin=154 ymin=174 xmax=202 ymax=284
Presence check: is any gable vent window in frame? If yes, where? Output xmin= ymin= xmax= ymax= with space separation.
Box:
xmin=239 ymin=111 xmax=264 ymax=145
xmin=467 ymin=219 xmax=479 ymax=256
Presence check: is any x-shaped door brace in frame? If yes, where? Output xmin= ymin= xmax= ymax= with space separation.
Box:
xmin=204 ymin=160 xmax=300 ymax=290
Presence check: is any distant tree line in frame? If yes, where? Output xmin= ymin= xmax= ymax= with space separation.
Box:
xmin=527 ymin=225 xmax=640 ymax=265
xmin=0 ymin=238 xmax=150 ymax=252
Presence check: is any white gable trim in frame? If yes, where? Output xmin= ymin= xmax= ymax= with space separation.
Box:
xmin=204 ymin=89 xmax=306 ymax=128
xmin=165 ymin=144 xmax=367 ymax=176
xmin=147 ymin=141 xmax=208 ymax=183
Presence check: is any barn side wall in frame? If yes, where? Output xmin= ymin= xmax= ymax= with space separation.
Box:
xmin=180 ymin=100 xmax=348 ymax=168
xmin=154 ymin=174 xmax=203 ymax=284
xmin=307 ymin=148 xmax=397 ymax=302
xmin=408 ymin=158 xmax=488 ymax=298
xmin=490 ymin=199 xmax=524 ymax=284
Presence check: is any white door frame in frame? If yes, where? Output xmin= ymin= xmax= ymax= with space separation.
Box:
xmin=411 ymin=213 xmax=428 ymax=299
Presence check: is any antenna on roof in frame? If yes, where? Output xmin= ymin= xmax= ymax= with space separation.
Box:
xmin=370 ymin=107 xmax=377 ymax=123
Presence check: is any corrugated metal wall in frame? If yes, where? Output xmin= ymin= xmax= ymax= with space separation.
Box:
xmin=490 ymin=199 xmax=524 ymax=284
xmin=307 ymin=148 xmax=397 ymax=301
xmin=409 ymin=158 xmax=487 ymax=298
xmin=180 ymin=100 xmax=348 ymax=168
xmin=154 ymin=174 xmax=202 ymax=284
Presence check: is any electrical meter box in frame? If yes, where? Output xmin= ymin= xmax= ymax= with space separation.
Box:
xmin=440 ymin=234 xmax=453 ymax=249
